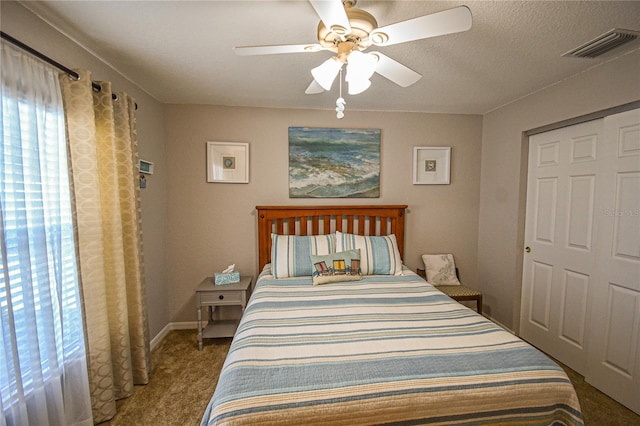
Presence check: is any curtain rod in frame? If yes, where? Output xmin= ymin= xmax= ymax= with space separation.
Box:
xmin=1 ymin=31 xmax=137 ymax=110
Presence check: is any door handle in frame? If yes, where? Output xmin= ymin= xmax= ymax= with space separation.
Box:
xmin=525 ymin=246 xmax=531 ymax=253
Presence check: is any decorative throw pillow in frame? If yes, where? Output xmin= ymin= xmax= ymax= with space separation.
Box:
xmin=421 ymin=254 xmax=461 ymax=286
xmin=335 ymin=231 xmax=402 ymax=275
xmin=310 ymin=249 xmax=362 ymax=285
xmin=271 ymin=234 xmax=335 ymax=279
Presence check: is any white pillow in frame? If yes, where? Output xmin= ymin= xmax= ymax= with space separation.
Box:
xmin=271 ymin=234 xmax=334 ymax=279
xmin=335 ymin=231 xmax=402 ymax=275
xmin=421 ymin=254 xmax=461 ymax=286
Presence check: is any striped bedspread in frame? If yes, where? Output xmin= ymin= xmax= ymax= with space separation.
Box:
xmin=202 ymin=267 xmax=583 ymax=425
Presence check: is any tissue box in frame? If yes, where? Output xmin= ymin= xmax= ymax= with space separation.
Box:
xmin=214 ymin=272 xmax=240 ymax=285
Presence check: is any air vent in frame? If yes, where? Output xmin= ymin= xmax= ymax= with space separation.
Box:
xmin=563 ymin=28 xmax=639 ymax=58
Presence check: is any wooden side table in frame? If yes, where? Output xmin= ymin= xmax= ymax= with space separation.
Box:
xmin=195 ymin=276 xmax=252 ymax=350
xmin=416 ymin=268 xmax=483 ymax=315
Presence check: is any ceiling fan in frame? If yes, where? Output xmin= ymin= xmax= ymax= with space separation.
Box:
xmin=234 ymin=0 xmax=472 ymax=98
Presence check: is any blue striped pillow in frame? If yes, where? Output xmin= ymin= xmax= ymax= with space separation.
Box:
xmin=334 ymin=231 xmax=402 ymax=275
xmin=271 ymin=234 xmax=335 ymax=278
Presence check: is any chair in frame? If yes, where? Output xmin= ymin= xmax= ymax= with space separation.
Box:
xmin=416 ymin=268 xmax=483 ymax=315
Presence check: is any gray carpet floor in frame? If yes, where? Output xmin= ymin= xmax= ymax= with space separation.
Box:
xmin=101 ymin=330 xmax=639 ymax=425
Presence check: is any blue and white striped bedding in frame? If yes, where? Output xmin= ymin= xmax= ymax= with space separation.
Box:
xmin=202 ymin=266 xmax=583 ymax=425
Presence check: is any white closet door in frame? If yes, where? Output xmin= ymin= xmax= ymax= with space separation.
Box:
xmin=586 ymin=108 xmax=640 ymax=413
xmin=521 ymin=119 xmax=603 ymax=375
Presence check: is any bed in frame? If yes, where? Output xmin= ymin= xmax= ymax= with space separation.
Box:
xmin=201 ymin=205 xmax=583 ymax=425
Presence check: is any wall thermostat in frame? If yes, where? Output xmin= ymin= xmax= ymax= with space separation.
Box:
xmin=139 ymin=159 xmax=154 ymax=175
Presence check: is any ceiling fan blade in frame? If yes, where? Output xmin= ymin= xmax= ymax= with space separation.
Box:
xmin=305 ymin=80 xmax=325 ymax=94
xmin=234 ymin=43 xmax=323 ymax=56
xmin=371 ymin=52 xmax=421 ymax=87
xmin=309 ymin=0 xmax=351 ymax=34
xmin=370 ymin=6 xmax=472 ymax=47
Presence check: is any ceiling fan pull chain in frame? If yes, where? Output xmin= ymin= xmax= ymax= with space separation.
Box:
xmin=336 ymin=68 xmax=345 ymax=119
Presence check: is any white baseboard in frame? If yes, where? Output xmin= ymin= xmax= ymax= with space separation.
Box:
xmin=150 ymin=321 xmax=198 ymax=351
xmin=170 ymin=321 xmax=198 ymax=330
xmin=150 ymin=323 xmax=171 ymax=351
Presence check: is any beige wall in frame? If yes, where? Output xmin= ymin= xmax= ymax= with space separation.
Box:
xmin=2 ymin=0 xmax=483 ymax=334
xmin=16 ymin=0 xmax=617 ymax=334
xmin=7 ymin=0 xmax=638 ymax=334
xmin=478 ymin=48 xmax=640 ymax=331
xmin=1 ymin=1 xmax=171 ymax=338
xmin=164 ymin=105 xmax=483 ymax=322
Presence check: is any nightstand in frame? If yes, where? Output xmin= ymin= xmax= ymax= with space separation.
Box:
xmin=195 ymin=276 xmax=252 ymax=350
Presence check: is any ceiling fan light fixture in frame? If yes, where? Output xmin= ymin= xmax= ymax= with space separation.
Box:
xmin=348 ymin=78 xmax=371 ymax=95
xmin=345 ymin=51 xmax=377 ymax=94
xmin=347 ymin=51 xmax=377 ymax=78
xmin=311 ymin=57 xmax=343 ymax=90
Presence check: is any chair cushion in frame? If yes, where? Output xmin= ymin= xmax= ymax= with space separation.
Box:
xmin=437 ymin=285 xmax=482 ymax=297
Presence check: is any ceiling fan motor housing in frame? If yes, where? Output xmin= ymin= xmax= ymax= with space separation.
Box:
xmin=317 ymin=7 xmax=378 ymax=52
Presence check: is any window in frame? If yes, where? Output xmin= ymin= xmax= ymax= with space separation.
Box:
xmin=1 ymin=41 xmax=91 ymax=425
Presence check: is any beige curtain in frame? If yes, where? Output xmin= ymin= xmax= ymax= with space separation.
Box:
xmin=59 ymin=69 xmax=151 ymax=423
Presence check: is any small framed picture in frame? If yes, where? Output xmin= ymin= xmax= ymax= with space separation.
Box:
xmin=207 ymin=142 xmax=249 ymax=183
xmin=222 ymin=156 xmax=236 ymax=170
xmin=425 ymin=160 xmax=437 ymax=172
xmin=413 ymin=147 xmax=451 ymax=185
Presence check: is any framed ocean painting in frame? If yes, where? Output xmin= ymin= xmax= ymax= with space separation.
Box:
xmin=289 ymin=127 xmax=380 ymax=198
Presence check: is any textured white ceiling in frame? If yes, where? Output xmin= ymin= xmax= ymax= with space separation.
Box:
xmin=22 ymin=1 xmax=640 ymax=114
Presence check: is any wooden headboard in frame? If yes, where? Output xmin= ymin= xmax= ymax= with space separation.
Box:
xmin=256 ymin=205 xmax=408 ymax=271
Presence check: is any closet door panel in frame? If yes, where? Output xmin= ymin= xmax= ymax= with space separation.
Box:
xmin=586 ymin=108 xmax=640 ymax=414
